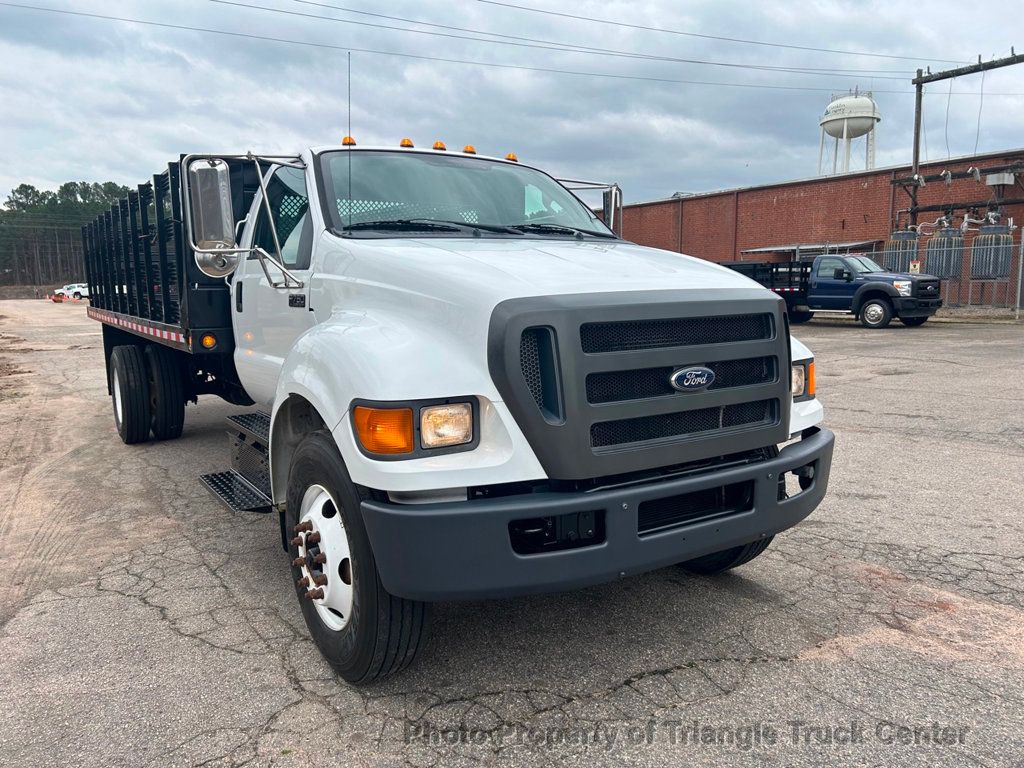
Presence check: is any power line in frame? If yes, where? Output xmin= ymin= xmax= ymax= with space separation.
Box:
xmin=281 ymin=0 xmax=913 ymax=77
xmin=476 ymin=1 xmax=968 ymax=65
xmin=3 ymin=3 xmax=1021 ymax=96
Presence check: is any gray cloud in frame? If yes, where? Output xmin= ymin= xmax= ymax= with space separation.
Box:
xmin=1 ymin=0 xmax=1020 ymax=203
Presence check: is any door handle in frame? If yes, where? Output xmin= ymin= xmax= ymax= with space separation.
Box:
xmin=235 ymin=281 xmax=243 ymax=312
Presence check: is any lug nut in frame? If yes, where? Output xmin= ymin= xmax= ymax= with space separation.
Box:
xmin=312 ymin=553 xmax=327 ymax=565
xmin=293 ymin=521 xmax=313 ymax=534
xmin=296 ymin=576 xmax=310 ymax=588
xmin=304 ymin=588 xmax=324 ymax=600
xmin=306 ymin=532 xmax=321 ymax=545
xmin=291 ymin=556 xmax=305 ymax=568
xmin=289 ymin=536 xmax=303 ymax=548
xmin=313 ymin=575 xmax=328 ymax=586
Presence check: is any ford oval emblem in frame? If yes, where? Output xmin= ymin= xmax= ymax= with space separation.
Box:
xmin=670 ymin=366 xmax=715 ymax=392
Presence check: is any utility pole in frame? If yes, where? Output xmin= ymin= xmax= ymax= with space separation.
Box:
xmin=908 ymin=50 xmax=1024 ymax=225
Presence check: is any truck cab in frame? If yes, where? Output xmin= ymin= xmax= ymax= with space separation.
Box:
xmin=83 ymin=142 xmax=835 ymax=683
xmin=807 ymin=253 xmax=942 ymax=327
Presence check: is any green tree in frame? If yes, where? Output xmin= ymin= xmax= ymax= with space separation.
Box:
xmin=0 ymin=181 xmax=129 ymax=285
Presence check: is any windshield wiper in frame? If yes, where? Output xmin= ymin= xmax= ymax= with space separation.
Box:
xmin=511 ymin=222 xmax=617 ymax=239
xmin=408 ymin=219 xmax=523 ymax=235
xmin=339 ymin=219 xmax=463 ymax=233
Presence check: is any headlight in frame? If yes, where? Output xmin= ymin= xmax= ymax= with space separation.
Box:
xmin=421 ymin=403 xmax=473 ymax=448
xmin=894 ymin=280 xmax=912 ymax=297
xmin=791 ymin=360 xmax=816 ymax=400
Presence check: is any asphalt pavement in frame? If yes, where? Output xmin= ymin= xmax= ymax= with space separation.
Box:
xmin=0 ymin=300 xmax=1021 ymax=767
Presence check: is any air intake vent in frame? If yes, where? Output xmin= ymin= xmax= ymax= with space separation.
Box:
xmin=519 ymin=327 xmax=563 ymax=423
xmin=637 ymin=481 xmax=754 ymax=535
xmin=580 ymin=314 xmax=773 ymax=354
xmin=591 ymin=399 xmax=778 ymax=449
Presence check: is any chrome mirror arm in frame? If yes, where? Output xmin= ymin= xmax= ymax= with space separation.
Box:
xmin=252 ymin=246 xmax=304 ymax=290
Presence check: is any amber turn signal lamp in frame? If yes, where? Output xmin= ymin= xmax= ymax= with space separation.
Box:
xmin=200 ymin=333 xmax=217 ymax=349
xmin=806 ymin=361 xmax=816 ymax=398
xmin=400 ymin=137 xmax=414 ymax=147
xmin=353 ymin=406 xmax=414 ymax=454
xmin=342 ymin=135 xmax=357 ymax=146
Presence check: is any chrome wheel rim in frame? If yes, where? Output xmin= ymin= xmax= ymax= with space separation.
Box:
xmin=296 ymin=484 xmax=353 ymax=631
xmin=112 ymin=367 xmax=123 ymax=425
xmin=864 ymin=304 xmax=884 ymax=324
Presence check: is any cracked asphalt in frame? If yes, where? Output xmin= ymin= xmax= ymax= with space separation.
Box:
xmin=0 ymin=299 xmax=1022 ymax=767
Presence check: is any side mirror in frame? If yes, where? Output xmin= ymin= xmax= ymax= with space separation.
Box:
xmin=187 ymin=158 xmax=240 ymax=277
xmin=832 ymin=268 xmax=852 ymax=281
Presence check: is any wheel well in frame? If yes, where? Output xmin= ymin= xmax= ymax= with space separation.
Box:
xmin=270 ymin=394 xmax=328 ymax=505
xmin=854 ymin=290 xmax=892 ymax=315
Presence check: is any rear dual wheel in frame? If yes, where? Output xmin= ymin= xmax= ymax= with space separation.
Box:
xmin=108 ymin=344 xmax=185 ymax=443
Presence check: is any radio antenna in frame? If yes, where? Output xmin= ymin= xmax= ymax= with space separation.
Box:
xmin=347 ymin=51 xmax=352 ymax=229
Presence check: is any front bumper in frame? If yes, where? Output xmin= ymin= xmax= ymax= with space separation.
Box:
xmin=896 ymin=297 xmax=943 ymax=317
xmin=361 ymin=427 xmax=835 ymax=601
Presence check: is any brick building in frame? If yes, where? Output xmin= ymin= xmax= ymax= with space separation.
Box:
xmin=620 ymin=149 xmax=1024 ymax=306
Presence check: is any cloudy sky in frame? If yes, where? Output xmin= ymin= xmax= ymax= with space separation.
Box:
xmin=1 ymin=0 xmax=1021 ymax=204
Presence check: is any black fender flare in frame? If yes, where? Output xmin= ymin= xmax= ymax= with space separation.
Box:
xmin=852 ymin=282 xmax=899 ymax=314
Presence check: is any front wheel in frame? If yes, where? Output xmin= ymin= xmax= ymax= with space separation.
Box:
xmin=679 ymin=537 xmax=774 ymax=575
xmin=789 ymin=310 xmax=814 ymax=324
xmin=286 ymin=430 xmax=429 ymax=684
xmin=859 ymin=298 xmax=893 ymax=329
xmin=900 ymin=316 xmax=929 ymax=327
xmin=72 ymin=292 xmax=82 ymax=300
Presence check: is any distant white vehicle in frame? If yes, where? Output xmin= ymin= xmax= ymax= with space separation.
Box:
xmin=54 ymin=283 xmax=89 ymax=299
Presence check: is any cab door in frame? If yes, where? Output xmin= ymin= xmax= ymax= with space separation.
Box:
xmin=232 ymin=165 xmax=317 ymax=407
xmin=808 ymin=256 xmax=853 ymax=310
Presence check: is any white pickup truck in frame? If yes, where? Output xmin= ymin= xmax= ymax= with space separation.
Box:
xmin=82 ymin=141 xmax=834 ymax=683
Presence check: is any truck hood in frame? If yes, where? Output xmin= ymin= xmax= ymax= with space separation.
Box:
xmin=326 ymin=236 xmax=766 ymax=304
xmin=859 ymin=271 xmax=938 ymax=282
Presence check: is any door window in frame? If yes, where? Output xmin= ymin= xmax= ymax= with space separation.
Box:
xmin=253 ymin=167 xmax=313 ymax=269
xmin=817 ymin=257 xmax=845 ymax=278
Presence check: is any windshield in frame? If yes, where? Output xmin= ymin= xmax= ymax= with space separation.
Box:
xmin=848 ymin=256 xmax=885 ymax=273
xmin=318 ymin=150 xmax=614 ymax=238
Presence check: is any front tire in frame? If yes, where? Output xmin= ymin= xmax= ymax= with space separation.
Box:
xmin=859 ymin=298 xmax=893 ymax=329
xmin=680 ymin=537 xmax=774 ymax=575
xmin=286 ymin=430 xmax=429 ymax=683
xmin=109 ymin=345 xmax=151 ymax=444
xmin=789 ymin=310 xmax=814 ymax=324
xmin=900 ymin=316 xmax=929 ymax=327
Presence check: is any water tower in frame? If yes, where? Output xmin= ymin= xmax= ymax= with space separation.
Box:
xmin=817 ymin=90 xmax=881 ymax=175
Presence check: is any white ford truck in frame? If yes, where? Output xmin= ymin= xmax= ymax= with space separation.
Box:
xmin=82 ymin=141 xmax=834 ymax=683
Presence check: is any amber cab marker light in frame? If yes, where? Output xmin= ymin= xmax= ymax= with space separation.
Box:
xmin=505 ymin=152 xmax=518 ymax=162
xmin=200 ymin=333 xmax=217 ymax=349
xmin=353 ymin=406 xmax=414 ymax=455
xmin=462 ymin=145 xmax=476 ymax=154
xmin=400 ymin=138 xmax=414 ymax=147
xmin=807 ymin=361 xmax=816 ymax=398
xmin=433 ymin=141 xmax=447 ymax=151
xmin=342 ymin=135 xmax=357 ymax=146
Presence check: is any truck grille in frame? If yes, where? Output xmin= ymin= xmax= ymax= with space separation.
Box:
xmin=591 ymin=400 xmax=777 ymax=448
xmin=915 ymin=279 xmax=940 ymax=298
xmin=586 ymin=356 xmax=776 ymax=404
xmin=489 ymin=292 xmax=790 ymax=480
xmin=581 ymin=313 xmax=772 ymax=353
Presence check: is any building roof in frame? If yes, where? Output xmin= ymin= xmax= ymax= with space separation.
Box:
xmin=625 ymin=147 xmax=1024 ymax=209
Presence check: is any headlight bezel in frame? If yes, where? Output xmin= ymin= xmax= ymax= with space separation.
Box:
xmin=350 ymin=396 xmax=479 ymax=459
xmin=893 ymin=280 xmax=913 ymax=297
xmin=791 ymin=358 xmax=816 ymax=402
